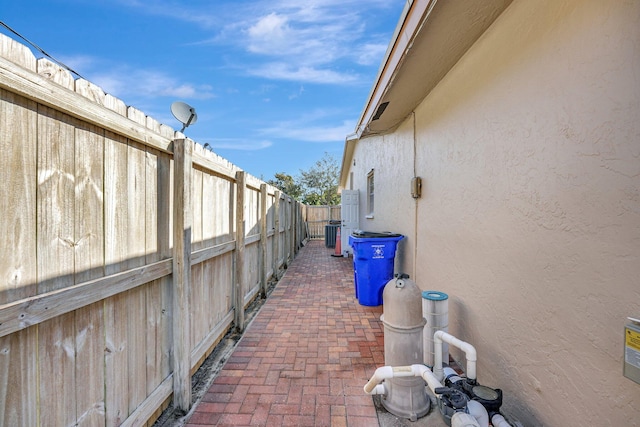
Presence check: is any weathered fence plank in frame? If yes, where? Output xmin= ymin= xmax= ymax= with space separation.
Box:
xmin=75 ymin=301 xmax=105 ymax=427
xmin=37 ymin=106 xmax=75 ymax=294
xmin=126 ymin=138 xmax=149 ymax=413
xmin=72 ymin=117 xmax=106 ymax=427
xmin=0 ymin=328 xmax=37 ymax=426
xmin=39 ymin=313 xmax=76 ymax=426
xmin=103 ymin=130 xmax=131 ymax=424
xmin=0 ymin=89 xmax=37 ymax=304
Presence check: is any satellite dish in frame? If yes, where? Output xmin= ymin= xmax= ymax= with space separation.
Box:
xmin=171 ymin=101 xmax=198 ymax=133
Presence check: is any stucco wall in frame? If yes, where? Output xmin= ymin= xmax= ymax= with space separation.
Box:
xmin=349 ymin=122 xmax=417 ymax=277
xmin=346 ymin=0 xmax=640 ymax=425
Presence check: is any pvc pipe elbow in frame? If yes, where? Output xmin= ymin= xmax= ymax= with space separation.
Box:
xmin=363 ymin=366 xmax=393 ymax=394
xmin=433 ymin=331 xmax=478 ymax=381
xmin=467 ymin=400 xmax=489 ymax=427
xmin=411 ymin=364 xmax=444 ymax=394
xmin=451 ymin=412 xmax=481 ymax=427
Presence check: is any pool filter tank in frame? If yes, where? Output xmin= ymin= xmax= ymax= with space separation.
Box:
xmin=380 ymin=274 xmax=430 ymax=420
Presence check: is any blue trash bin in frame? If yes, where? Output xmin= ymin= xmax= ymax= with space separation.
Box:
xmin=348 ymin=231 xmax=404 ymax=306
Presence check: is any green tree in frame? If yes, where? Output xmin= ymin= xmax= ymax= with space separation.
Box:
xmin=267 ymin=172 xmax=303 ymax=200
xmin=300 ymin=152 xmax=340 ymax=205
xmin=267 ymin=152 xmax=340 ymax=205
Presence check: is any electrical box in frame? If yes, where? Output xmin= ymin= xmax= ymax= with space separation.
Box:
xmin=624 ymin=318 xmax=640 ymax=385
xmin=411 ymin=177 xmax=422 ymax=199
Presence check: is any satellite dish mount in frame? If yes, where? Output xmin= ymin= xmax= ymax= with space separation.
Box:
xmin=171 ymin=101 xmax=198 ymax=133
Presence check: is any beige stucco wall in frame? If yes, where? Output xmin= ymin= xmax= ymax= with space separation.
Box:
xmin=348 ymin=120 xmax=418 ymax=277
xmin=346 ymin=0 xmax=640 ymax=425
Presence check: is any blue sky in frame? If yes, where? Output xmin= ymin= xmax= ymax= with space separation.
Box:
xmin=1 ymin=0 xmax=404 ymax=180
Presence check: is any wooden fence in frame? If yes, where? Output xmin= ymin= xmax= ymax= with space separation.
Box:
xmin=305 ymin=205 xmax=341 ymax=239
xmin=0 ymin=34 xmax=306 ymax=427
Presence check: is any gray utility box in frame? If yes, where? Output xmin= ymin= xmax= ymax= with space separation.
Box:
xmin=624 ymin=318 xmax=640 ymax=385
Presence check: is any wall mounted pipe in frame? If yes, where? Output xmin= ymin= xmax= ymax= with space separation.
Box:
xmin=433 ymin=331 xmax=477 ymax=382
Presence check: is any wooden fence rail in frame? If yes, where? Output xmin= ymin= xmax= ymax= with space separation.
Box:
xmin=0 ymin=33 xmax=305 ymax=427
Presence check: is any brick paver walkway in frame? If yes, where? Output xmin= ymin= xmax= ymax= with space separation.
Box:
xmin=185 ymin=240 xmax=384 ymax=426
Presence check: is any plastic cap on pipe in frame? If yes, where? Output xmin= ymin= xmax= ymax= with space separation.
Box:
xmin=422 ymin=291 xmax=448 ymax=301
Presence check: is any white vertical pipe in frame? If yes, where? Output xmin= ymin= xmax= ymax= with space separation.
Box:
xmin=433 ymin=331 xmax=477 ymax=382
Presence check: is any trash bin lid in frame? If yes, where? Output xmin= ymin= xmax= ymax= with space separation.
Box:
xmin=351 ymin=230 xmax=402 ymax=238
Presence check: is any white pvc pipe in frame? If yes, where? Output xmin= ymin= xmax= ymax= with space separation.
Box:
xmin=363 ymin=366 xmax=394 ymax=394
xmin=491 ymin=413 xmax=515 ymax=427
xmin=433 ymin=331 xmax=477 ymax=382
xmin=363 ymin=364 xmax=444 ymax=395
xmin=369 ymin=384 xmax=386 ymax=395
xmin=467 ymin=400 xmax=489 ymax=427
xmin=410 ymin=363 xmax=445 ymax=394
xmin=451 ymin=412 xmax=481 ymax=427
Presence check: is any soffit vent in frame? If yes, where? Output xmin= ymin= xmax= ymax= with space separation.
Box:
xmin=372 ymin=102 xmax=389 ymax=121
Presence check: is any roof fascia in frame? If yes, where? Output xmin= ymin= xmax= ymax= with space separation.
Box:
xmin=354 ymin=0 xmax=437 ymax=139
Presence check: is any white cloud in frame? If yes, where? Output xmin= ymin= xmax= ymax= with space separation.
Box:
xmin=261 ymin=116 xmax=356 ymax=143
xmin=107 ymin=0 xmax=400 ymax=85
xmin=289 ymin=85 xmax=305 ymax=100
xmin=248 ymin=63 xmax=358 ymax=85
xmin=208 ymin=0 xmax=396 ymax=84
xmin=247 ymin=12 xmax=289 ymax=46
xmin=70 ymin=61 xmax=216 ymax=101
xmin=201 ymin=138 xmax=273 ymax=151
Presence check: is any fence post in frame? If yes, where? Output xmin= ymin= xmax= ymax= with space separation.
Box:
xmin=234 ymin=171 xmax=246 ymax=332
xmin=260 ymin=184 xmax=268 ymax=298
xmin=283 ymin=197 xmax=289 ymax=268
xmin=295 ymin=201 xmax=300 ymax=254
xmin=289 ymin=199 xmax=295 ymax=262
xmin=172 ymin=138 xmax=192 ymax=412
xmin=273 ymin=191 xmax=280 ymax=280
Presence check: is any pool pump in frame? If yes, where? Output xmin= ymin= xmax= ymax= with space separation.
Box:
xmin=437 ymin=367 xmax=503 ymax=425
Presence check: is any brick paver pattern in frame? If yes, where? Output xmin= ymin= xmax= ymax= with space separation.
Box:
xmin=186 ymin=240 xmax=385 ymax=426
